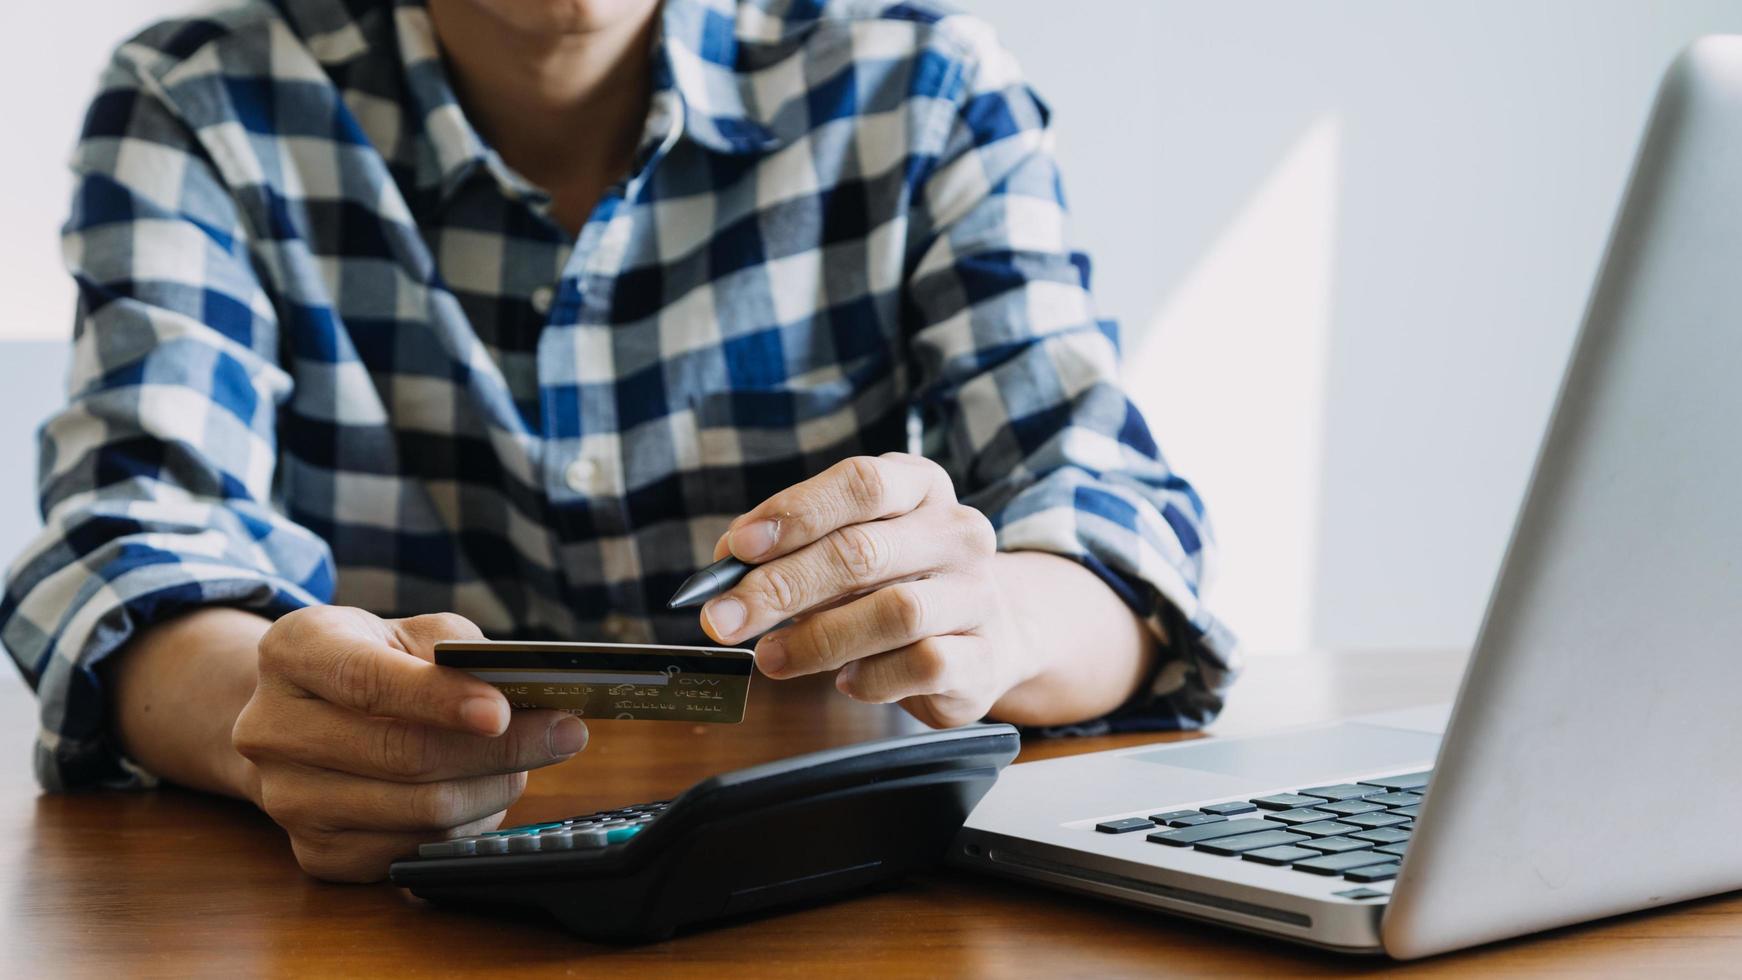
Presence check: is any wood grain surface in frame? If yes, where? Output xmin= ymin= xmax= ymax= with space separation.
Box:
xmin=2 ymin=649 xmax=1737 ymax=978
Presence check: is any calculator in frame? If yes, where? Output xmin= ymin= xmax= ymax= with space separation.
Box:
xmin=388 ymin=725 xmax=1020 ymax=941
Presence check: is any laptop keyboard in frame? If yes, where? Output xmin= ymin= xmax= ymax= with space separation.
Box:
xmin=1094 ymin=770 xmax=1430 ymax=889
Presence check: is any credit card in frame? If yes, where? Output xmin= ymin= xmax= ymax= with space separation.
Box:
xmin=434 ymin=640 xmax=754 ymax=724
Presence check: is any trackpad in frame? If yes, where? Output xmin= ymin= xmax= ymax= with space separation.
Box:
xmin=1129 ymin=723 xmax=1441 ymax=785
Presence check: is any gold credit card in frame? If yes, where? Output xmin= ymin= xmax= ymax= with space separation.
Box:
xmin=433 ymin=641 xmax=754 ymax=724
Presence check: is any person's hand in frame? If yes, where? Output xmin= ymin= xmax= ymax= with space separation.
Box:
xmin=698 ymin=453 xmax=1037 ymax=728
xmin=231 ymin=607 xmax=587 ymax=881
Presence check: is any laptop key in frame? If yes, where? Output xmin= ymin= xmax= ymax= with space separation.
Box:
xmin=1350 ymin=826 xmax=1411 ymax=844
xmin=1243 ymin=845 xmax=1322 ymax=866
xmin=1265 ymin=808 xmax=1337 ymax=825
xmin=1375 ymin=842 xmax=1409 ymax=857
xmin=1147 ymin=810 xmax=1202 ymax=824
xmin=1335 ymin=887 xmax=1388 ymax=900
xmin=1341 ymin=811 xmax=1412 ymax=829
xmin=1096 ymin=817 xmax=1158 ymax=834
xmin=1195 ymin=829 xmax=1308 ymax=855
xmin=1292 ymin=851 xmax=1398 ymax=876
xmin=1288 ymin=820 xmax=1361 ymax=838
xmin=1391 ymin=804 xmax=1423 ymax=818
xmin=1357 ymin=771 xmax=1431 ymax=792
xmin=1298 ymin=835 xmax=1374 ymax=854
xmin=1148 ymin=818 xmax=1278 ymax=847
xmin=1200 ymin=801 xmax=1258 ymax=816
xmin=1363 ymin=792 xmax=1422 ymax=808
xmin=1297 ymin=783 xmax=1386 ymax=801
xmin=1251 ymin=794 xmax=1324 ymax=810
xmin=1316 ymin=799 xmax=1387 ymax=816
xmin=1346 ymin=862 xmax=1402 ymax=882
xmin=1166 ymin=814 xmax=1228 ymax=828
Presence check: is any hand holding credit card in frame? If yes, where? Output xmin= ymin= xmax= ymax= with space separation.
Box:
xmin=434 ymin=641 xmax=754 ymax=724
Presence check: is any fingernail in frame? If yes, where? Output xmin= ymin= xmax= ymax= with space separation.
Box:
xmin=703 ymin=597 xmax=745 ymax=640
xmin=548 ymin=715 xmax=588 ymax=756
xmin=461 ymin=696 xmax=508 ymax=735
xmin=756 ymin=634 xmax=786 ymax=676
xmin=729 ymin=520 xmax=779 ymax=561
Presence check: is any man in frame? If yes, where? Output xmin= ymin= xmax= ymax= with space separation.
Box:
xmin=1 ymin=0 xmax=1235 ymax=881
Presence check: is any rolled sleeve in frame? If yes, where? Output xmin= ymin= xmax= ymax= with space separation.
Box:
xmin=903 ymin=18 xmax=1238 ymax=733
xmin=0 ymin=52 xmax=335 ymax=790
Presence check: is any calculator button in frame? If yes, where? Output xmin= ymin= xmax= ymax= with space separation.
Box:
xmin=474 ymin=837 xmax=511 ymax=855
xmin=605 ymin=825 xmax=644 ymax=844
xmin=507 ymin=834 xmax=544 ymax=854
xmin=484 ymin=826 xmax=550 ymax=838
xmin=417 ymin=839 xmax=479 ymax=858
xmin=567 ymin=828 xmax=612 ymax=848
xmin=536 ymin=826 xmax=606 ymax=848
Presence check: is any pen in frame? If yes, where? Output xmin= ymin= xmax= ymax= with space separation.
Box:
xmin=667 ymin=555 xmax=754 ymax=609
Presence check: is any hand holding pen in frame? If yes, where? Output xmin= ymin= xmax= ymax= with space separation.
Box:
xmin=666 ymin=453 xmax=1031 ymax=729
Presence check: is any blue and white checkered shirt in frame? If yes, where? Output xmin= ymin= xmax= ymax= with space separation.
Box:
xmin=2 ymin=0 xmax=1236 ymax=790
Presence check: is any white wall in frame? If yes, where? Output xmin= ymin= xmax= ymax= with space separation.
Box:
xmin=956 ymin=0 xmax=1742 ymax=652
xmin=1 ymin=1 xmax=167 ymax=573
xmin=6 ymin=1 xmax=1742 ymax=652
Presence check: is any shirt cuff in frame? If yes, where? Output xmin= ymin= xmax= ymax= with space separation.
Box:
xmin=19 ymin=567 xmax=319 ymax=792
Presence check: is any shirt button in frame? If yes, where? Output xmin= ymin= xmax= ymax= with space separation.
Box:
xmin=530 ymin=285 xmax=555 ymax=316
xmin=564 ymin=457 xmax=601 ymax=494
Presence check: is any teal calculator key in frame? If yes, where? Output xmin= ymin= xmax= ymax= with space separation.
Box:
xmin=486 ymin=822 xmax=562 ymax=837
xmin=605 ymin=825 xmax=643 ymax=844
xmin=485 ymin=824 xmax=554 ymax=837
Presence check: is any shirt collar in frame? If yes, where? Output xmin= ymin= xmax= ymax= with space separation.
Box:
xmin=298 ymin=0 xmax=783 ymax=208
xmin=655 ymin=0 xmax=782 ymax=155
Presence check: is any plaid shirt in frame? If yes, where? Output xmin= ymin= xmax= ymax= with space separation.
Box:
xmin=2 ymin=0 xmax=1237 ymax=790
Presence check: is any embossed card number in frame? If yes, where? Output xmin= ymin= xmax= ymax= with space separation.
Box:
xmin=433 ymin=641 xmax=754 ymax=724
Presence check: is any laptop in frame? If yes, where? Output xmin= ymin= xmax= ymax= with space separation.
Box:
xmin=951 ymin=37 xmax=1742 ymax=958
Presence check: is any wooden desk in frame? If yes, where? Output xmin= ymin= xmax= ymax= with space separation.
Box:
xmin=2 ymin=650 xmax=1737 ymax=977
